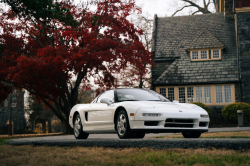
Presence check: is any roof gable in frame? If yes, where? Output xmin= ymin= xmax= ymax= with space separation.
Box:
xmin=188 ymin=29 xmax=224 ymax=50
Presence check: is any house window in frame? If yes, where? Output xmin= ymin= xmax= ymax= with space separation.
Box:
xmin=168 ymin=88 xmax=175 ymax=101
xmin=157 ymin=84 xmax=234 ymax=105
xmin=200 ymin=50 xmax=208 ymax=59
xmin=224 ymin=85 xmax=232 ymax=103
xmin=192 ymin=51 xmax=199 ymax=60
xmin=159 ymin=88 xmax=166 ymax=97
xmin=204 ymin=86 xmax=211 ymax=104
xmin=187 ymin=87 xmax=194 ymax=102
xmin=11 ymin=95 xmax=17 ymax=107
xmin=215 ymin=86 xmax=223 ymax=103
xmin=179 ymin=87 xmax=186 ymax=103
xmin=195 ymin=87 xmax=203 ymax=103
xmin=212 ymin=50 xmax=220 ymax=59
xmin=190 ymin=48 xmax=223 ymax=61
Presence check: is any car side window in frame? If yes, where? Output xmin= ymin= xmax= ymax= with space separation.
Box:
xmin=97 ymin=90 xmax=114 ymax=103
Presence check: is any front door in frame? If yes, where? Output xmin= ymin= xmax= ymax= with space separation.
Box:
xmin=85 ymin=90 xmax=115 ymax=132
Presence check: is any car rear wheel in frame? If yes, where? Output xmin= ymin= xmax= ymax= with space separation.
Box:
xmin=182 ymin=131 xmax=201 ymax=138
xmin=74 ymin=115 xmax=89 ymax=139
xmin=116 ymin=110 xmax=133 ymax=139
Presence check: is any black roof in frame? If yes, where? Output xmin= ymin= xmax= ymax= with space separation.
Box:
xmin=152 ymin=13 xmax=238 ymax=85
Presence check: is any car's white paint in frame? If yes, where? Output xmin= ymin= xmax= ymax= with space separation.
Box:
xmin=69 ymin=99 xmax=210 ymax=134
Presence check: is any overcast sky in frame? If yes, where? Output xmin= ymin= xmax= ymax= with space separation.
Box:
xmin=135 ymin=0 xmax=216 ymax=18
xmin=74 ymin=0 xmax=216 ymax=19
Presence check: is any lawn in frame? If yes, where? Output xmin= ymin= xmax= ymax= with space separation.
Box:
xmin=0 ymin=145 xmax=250 ymax=166
xmin=152 ymin=131 xmax=250 ymax=139
xmin=1 ymin=131 xmax=250 ymax=166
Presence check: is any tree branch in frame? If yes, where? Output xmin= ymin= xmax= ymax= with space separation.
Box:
xmin=172 ymin=5 xmax=192 ymax=16
xmin=180 ymin=0 xmax=212 ymax=14
xmin=206 ymin=0 xmax=211 ymax=8
xmin=192 ymin=10 xmax=200 ymax=15
xmin=203 ymin=0 xmax=206 ymax=8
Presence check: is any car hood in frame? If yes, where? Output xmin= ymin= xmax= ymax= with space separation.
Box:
xmin=132 ymin=101 xmax=208 ymax=114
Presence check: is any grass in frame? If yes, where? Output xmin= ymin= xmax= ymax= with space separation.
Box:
xmin=1 ymin=131 xmax=250 ymax=165
xmin=0 ymin=138 xmax=12 ymax=145
xmin=153 ymin=131 xmax=250 ymax=139
xmin=0 ymin=145 xmax=250 ymax=166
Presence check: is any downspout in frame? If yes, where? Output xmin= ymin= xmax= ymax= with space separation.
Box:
xmin=234 ymin=0 xmax=242 ymax=102
xmin=151 ymin=14 xmax=158 ymax=90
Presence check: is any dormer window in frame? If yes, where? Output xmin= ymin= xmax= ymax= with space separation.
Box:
xmin=192 ymin=51 xmax=198 ymax=60
xmin=190 ymin=48 xmax=223 ymax=61
xmin=200 ymin=50 xmax=208 ymax=59
xmin=212 ymin=49 xmax=221 ymax=59
xmin=188 ymin=29 xmax=224 ymax=61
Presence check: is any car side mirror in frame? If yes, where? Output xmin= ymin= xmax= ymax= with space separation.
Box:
xmin=100 ymin=98 xmax=112 ymax=106
xmin=173 ymin=100 xmax=179 ymax=103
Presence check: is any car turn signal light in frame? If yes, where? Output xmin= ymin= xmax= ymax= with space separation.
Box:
xmin=200 ymin=115 xmax=209 ymax=118
xmin=142 ymin=113 xmax=162 ymax=117
xmin=130 ymin=113 xmax=134 ymax=116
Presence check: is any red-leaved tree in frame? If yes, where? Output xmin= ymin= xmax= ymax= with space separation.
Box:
xmin=0 ymin=0 xmax=152 ymax=133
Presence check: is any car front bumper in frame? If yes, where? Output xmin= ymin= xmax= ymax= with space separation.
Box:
xmin=129 ymin=108 xmax=209 ymax=133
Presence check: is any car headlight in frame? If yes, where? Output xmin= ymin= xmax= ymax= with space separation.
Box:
xmin=142 ymin=113 xmax=162 ymax=117
xmin=200 ymin=114 xmax=209 ymax=118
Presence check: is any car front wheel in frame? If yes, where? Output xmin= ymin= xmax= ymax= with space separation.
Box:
xmin=74 ymin=115 xmax=89 ymax=139
xmin=116 ymin=110 xmax=133 ymax=139
xmin=182 ymin=131 xmax=201 ymax=138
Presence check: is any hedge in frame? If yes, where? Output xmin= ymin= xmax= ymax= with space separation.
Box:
xmin=222 ymin=102 xmax=250 ymax=122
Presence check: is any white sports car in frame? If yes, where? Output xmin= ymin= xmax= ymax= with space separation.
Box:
xmin=69 ymin=88 xmax=209 ymax=139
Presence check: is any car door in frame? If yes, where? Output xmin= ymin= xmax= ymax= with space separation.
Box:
xmin=86 ymin=90 xmax=115 ymax=132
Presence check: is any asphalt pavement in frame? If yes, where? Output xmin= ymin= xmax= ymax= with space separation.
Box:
xmin=6 ymin=127 xmax=250 ymax=150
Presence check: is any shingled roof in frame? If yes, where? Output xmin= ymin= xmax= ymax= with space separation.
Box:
xmin=188 ymin=29 xmax=224 ymax=50
xmin=152 ymin=13 xmax=238 ymax=85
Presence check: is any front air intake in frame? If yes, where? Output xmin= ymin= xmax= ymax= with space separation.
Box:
xmin=144 ymin=121 xmax=159 ymax=126
xmin=164 ymin=119 xmax=194 ymax=128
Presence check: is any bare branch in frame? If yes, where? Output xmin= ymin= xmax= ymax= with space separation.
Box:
xmin=172 ymin=5 xmax=192 ymax=16
xmin=180 ymin=0 xmax=212 ymax=14
xmin=205 ymin=0 xmax=211 ymax=9
xmin=203 ymin=0 xmax=206 ymax=8
xmin=182 ymin=0 xmax=203 ymax=9
xmin=192 ymin=10 xmax=200 ymax=15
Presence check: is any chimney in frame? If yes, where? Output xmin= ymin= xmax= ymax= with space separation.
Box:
xmin=224 ymin=0 xmax=234 ymax=18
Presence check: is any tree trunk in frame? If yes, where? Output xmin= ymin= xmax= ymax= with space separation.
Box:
xmin=213 ymin=0 xmax=219 ymax=13
xmin=64 ymin=122 xmax=73 ymax=134
xmin=48 ymin=119 xmax=52 ymax=133
xmin=31 ymin=121 xmax=34 ymax=131
xmin=42 ymin=121 xmax=46 ymax=133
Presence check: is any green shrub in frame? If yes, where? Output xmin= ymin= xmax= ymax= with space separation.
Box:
xmin=191 ymin=102 xmax=211 ymax=117
xmin=222 ymin=102 xmax=250 ymax=122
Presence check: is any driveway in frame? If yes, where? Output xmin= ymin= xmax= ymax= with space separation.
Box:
xmin=6 ymin=127 xmax=250 ymax=150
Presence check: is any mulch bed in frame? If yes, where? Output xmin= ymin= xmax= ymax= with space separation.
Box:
xmin=0 ymin=133 xmax=64 ymax=138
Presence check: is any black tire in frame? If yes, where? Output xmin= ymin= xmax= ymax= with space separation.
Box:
xmin=182 ymin=131 xmax=201 ymax=138
xmin=133 ymin=132 xmax=145 ymax=139
xmin=116 ymin=110 xmax=133 ymax=139
xmin=74 ymin=115 xmax=89 ymax=139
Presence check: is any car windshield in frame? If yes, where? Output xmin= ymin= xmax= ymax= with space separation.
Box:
xmin=116 ymin=89 xmax=170 ymax=102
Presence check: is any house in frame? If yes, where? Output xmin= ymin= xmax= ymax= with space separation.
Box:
xmin=151 ymin=0 xmax=250 ymax=120
xmin=0 ymin=89 xmax=26 ymax=134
